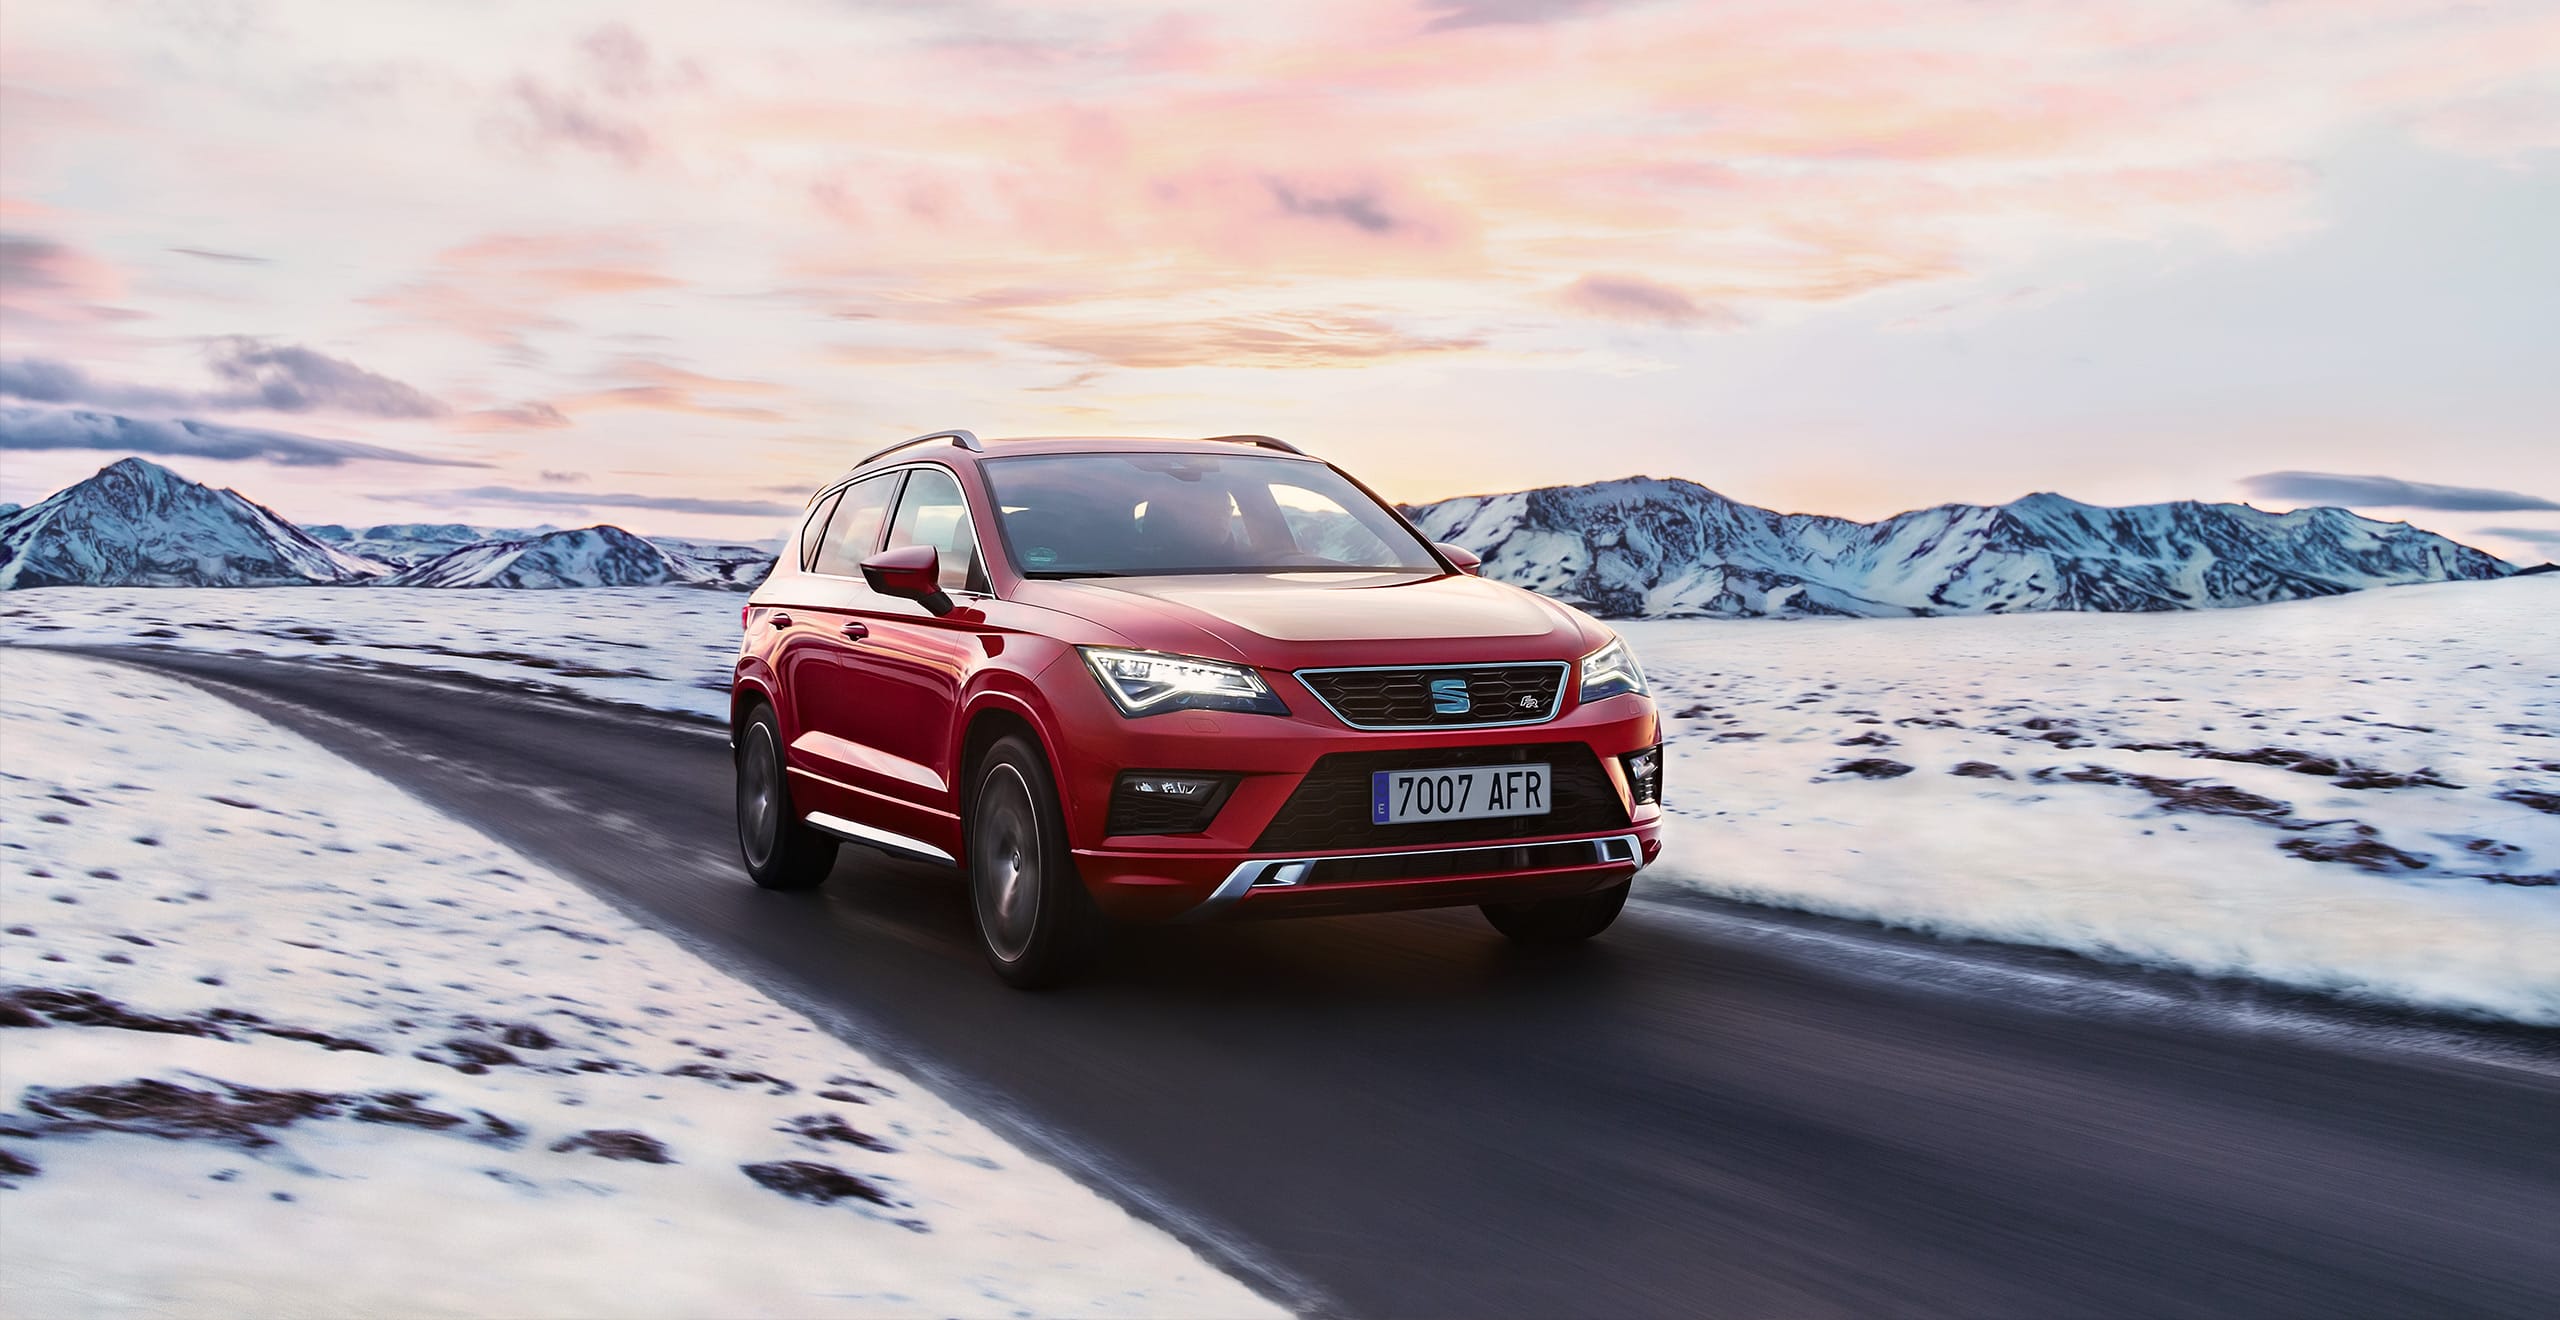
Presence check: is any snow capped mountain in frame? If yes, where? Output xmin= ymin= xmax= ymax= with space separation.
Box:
xmin=305 ymin=521 xmax=548 ymax=569
xmin=0 ymin=458 xmax=736 ymax=591
xmin=647 ymin=536 xmax=778 ymax=589
xmin=382 ymin=525 xmax=709 ymax=589
xmin=1405 ymin=477 xmax=2513 ymax=619
xmin=0 ymin=458 xmax=389 ymax=589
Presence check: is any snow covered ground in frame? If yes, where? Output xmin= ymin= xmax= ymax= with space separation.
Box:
xmin=0 ymin=651 xmax=1280 ymax=1319
xmin=0 ymin=586 xmax=742 ymax=720
xmin=3 ymin=578 xmax=2553 ymax=1021
xmin=1627 ymin=576 xmax=2560 ymax=1023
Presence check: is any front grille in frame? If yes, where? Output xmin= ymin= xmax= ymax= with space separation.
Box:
xmin=1254 ymin=742 xmax=1627 ymax=851
xmin=1297 ymin=663 xmax=1570 ymax=729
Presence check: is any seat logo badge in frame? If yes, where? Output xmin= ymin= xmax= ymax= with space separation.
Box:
xmin=1430 ymin=677 xmax=1472 ymax=715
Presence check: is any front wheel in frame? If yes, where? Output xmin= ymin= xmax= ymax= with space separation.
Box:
xmin=1481 ymin=878 xmax=1631 ymax=945
xmin=968 ymin=735 xmax=1101 ymax=989
xmin=736 ymin=705 xmax=838 ymax=890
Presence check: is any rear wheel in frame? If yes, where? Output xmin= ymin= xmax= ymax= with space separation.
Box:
xmin=1482 ymin=878 xmax=1631 ymax=945
xmin=736 ymin=704 xmax=838 ymax=890
xmin=968 ymin=735 xmax=1101 ymax=989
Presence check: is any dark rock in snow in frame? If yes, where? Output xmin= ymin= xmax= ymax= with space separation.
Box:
xmin=1833 ymin=758 xmax=1914 ymax=780
xmin=2036 ymin=765 xmax=2294 ymax=818
xmin=254 ymin=1025 xmax=380 ymax=1053
xmin=0 ymin=986 xmax=231 ymax=1038
xmin=351 ymin=1093 xmax=470 ymax=1130
xmin=2277 ymin=824 xmax=2431 ymax=873
xmin=417 ymin=1037 xmax=523 ymax=1074
xmin=2495 ymin=788 xmax=2560 ymax=816
xmin=499 ymin=1023 xmax=558 ymax=1051
xmin=550 ymin=1129 xmax=674 ymax=1163
xmin=781 ymin=1113 xmax=897 ymax=1154
xmin=741 ymin=1159 xmax=900 ymax=1209
xmin=23 ymin=1078 xmax=341 ymax=1149
xmin=662 ymin=1061 xmax=795 ymax=1094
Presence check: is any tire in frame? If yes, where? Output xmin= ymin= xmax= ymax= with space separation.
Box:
xmin=736 ymin=704 xmax=839 ymax=891
xmin=967 ymin=735 xmax=1102 ymax=989
xmin=1481 ymin=878 xmax=1631 ymax=945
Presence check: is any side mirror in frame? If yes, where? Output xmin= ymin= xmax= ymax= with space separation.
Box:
xmin=1434 ymin=542 xmax=1483 ymax=576
xmin=861 ymin=544 xmax=953 ymax=614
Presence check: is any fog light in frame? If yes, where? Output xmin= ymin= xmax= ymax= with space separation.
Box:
xmin=1107 ymin=771 xmax=1236 ymax=836
xmin=1620 ymin=745 xmax=1663 ymax=806
xmin=1130 ymin=774 xmax=1220 ymax=798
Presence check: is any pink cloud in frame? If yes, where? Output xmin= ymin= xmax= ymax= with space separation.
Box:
xmin=1558 ymin=275 xmax=1746 ymax=329
xmin=551 ymin=384 xmax=784 ymax=420
xmin=0 ymin=233 xmax=143 ymax=328
xmin=1029 ymin=311 xmax=1486 ymax=370
xmin=363 ymin=233 xmax=680 ymax=353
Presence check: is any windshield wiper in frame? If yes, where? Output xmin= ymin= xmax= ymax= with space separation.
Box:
xmin=1021 ymin=569 xmax=1131 ymax=579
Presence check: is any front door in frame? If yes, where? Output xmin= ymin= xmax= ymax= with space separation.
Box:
xmin=835 ymin=465 xmax=987 ymax=846
xmin=780 ymin=470 xmax=901 ymax=814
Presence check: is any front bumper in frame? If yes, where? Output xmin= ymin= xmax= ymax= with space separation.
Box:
xmin=1057 ymin=684 xmax=1664 ymax=922
xmin=1075 ymin=823 xmax=1661 ymax=922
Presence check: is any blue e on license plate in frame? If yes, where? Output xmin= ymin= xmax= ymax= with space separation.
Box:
xmin=1371 ymin=763 xmax=1551 ymax=825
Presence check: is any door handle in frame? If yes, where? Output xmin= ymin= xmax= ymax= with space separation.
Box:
xmin=842 ymin=621 xmax=870 ymax=640
xmin=770 ymin=613 xmax=795 ymax=629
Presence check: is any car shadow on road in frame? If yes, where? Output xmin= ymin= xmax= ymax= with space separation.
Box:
xmin=797 ymin=844 xmax=1657 ymax=1009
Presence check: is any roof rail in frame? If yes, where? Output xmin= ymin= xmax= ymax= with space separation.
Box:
xmin=1199 ymin=433 xmax=1304 ymax=456
xmin=850 ymin=429 xmax=985 ymax=471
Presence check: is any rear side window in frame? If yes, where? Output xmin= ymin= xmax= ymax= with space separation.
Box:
xmin=810 ymin=473 xmax=901 ymax=577
xmin=797 ymin=488 xmax=844 ymax=570
xmin=884 ymin=467 xmax=982 ymax=592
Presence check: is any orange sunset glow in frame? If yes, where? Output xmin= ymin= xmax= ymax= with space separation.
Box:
xmin=2 ymin=1 xmax=2554 ymax=558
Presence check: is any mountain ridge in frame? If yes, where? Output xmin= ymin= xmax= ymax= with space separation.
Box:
xmin=1403 ymin=475 xmax=2512 ymax=619
xmin=383 ymin=525 xmax=707 ymax=589
xmin=1 ymin=457 xmax=2516 ymax=613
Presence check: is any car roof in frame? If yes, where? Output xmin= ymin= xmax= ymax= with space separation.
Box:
xmin=832 ymin=433 xmax=1315 ymax=487
xmin=984 ymin=435 xmax=1309 ymax=458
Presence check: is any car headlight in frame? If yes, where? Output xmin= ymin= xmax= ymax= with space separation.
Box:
xmin=1080 ymin=647 xmax=1289 ymax=717
xmin=1580 ymin=636 xmax=1648 ymax=703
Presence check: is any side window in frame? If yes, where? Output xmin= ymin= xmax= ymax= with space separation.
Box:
xmin=797 ymin=488 xmax=844 ymax=570
xmin=884 ymin=467 xmax=981 ymax=592
xmin=811 ymin=474 xmax=901 ymax=577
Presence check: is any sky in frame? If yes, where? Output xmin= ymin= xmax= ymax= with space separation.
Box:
xmin=1 ymin=0 xmax=2555 ymax=559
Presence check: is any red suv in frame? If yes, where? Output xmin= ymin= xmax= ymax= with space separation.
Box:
xmin=732 ymin=431 xmax=1663 ymax=986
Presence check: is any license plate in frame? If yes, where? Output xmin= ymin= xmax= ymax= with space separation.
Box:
xmin=1371 ymin=763 xmax=1552 ymax=825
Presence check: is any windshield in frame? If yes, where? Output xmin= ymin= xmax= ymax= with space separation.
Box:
xmin=981 ymin=452 xmax=1443 ymax=577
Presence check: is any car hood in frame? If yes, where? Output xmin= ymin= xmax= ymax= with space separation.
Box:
xmin=1015 ymin=571 xmax=1603 ymax=664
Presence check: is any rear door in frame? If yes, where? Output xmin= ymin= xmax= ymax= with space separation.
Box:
xmin=782 ymin=471 xmax=902 ymax=804
xmin=835 ymin=465 xmax=989 ymax=840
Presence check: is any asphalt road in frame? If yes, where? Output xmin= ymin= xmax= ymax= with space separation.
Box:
xmin=86 ymin=649 xmax=2560 ymax=1319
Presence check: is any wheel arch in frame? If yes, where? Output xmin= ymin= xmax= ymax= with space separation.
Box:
xmin=730 ymin=675 xmax=779 ymax=750
xmin=959 ymin=702 xmax=1053 ymax=804
xmin=957 ymin=690 xmax=1075 ymax=836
